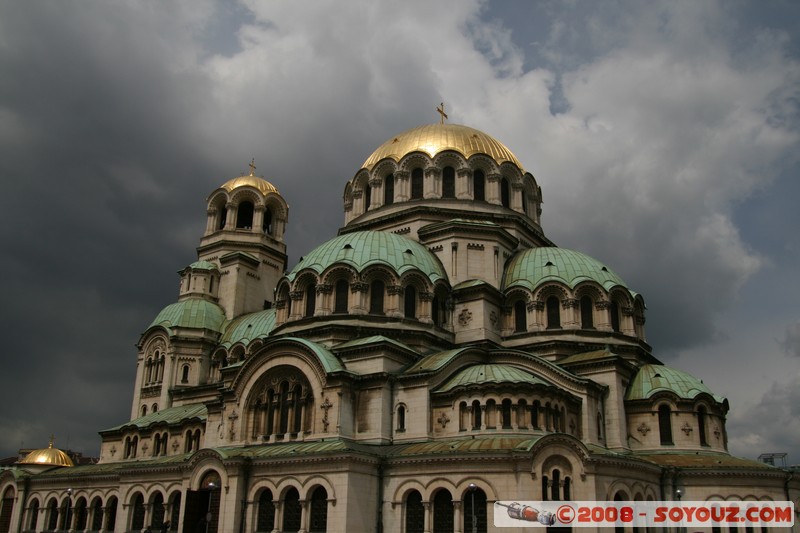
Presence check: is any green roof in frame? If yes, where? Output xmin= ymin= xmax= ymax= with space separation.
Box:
xmin=188 ymin=260 xmax=218 ymax=271
xmin=277 ymin=337 xmax=346 ymax=374
xmin=625 ymin=364 xmax=725 ymax=402
xmin=503 ymin=247 xmax=629 ymax=292
xmin=334 ymin=335 xmax=417 ymax=353
xmin=220 ymin=309 xmax=276 ymax=348
xmin=404 ymin=348 xmax=471 ymax=374
xmin=102 ymin=404 xmax=207 ymax=433
xmin=436 ymin=364 xmax=551 ymax=392
xmin=286 ymin=231 xmax=447 ymax=283
xmin=149 ymin=298 xmax=225 ymax=333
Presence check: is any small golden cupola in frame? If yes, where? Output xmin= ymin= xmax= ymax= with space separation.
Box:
xmin=19 ymin=437 xmax=74 ymax=469
xmin=197 ymin=160 xmax=290 ymax=319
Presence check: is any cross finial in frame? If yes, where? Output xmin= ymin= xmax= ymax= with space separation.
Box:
xmin=49 ymin=434 xmax=55 ymax=448
xmin=248 ymin=158 xmax=256 ymax=176
xmin=436 ymin=102 xmax=448 ymax=124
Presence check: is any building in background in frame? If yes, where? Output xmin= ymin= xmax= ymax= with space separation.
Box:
xmin=1 ymin=120 xmax=798 ymax=533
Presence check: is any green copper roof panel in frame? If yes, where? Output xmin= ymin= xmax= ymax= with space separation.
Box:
xmin=220 ymin=309 xmax=276 ymax=347
xmin=188 ymin=260 xmax=218 ymax=270
xmin=286 ymin=231 xmax=446 ymax=283
xmin=404 ymin=348 xmax=469 ymax=374
xmin=503 ymin=247 xmax=628 ymax=292
xmin=625 ymin=364 xmax=725 ymax=402
xmin=334 ymin=335 xmax=416 ymax=353
xmin=436 ymin=364 xmax=551 ymax=392
xmin=149 ymin=299 xmax=225 ymax=332
xmin=102 ymin=403 xmax=207 ymax=432
xmin=279 ymin=337 xmax=346 ymax=374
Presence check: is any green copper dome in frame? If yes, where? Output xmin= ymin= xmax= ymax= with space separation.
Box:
xmin=625 ymin=364 xmax=725 ymax=403
xmin=503 ymin=247 xmax=628 ymax=292
xmin=149 ymin=299 xmax=226 ymax=333
xmin=286 ymin=231 xmax=447 ymax=283
xmin=436 ymin=364 xmax=551 ymax=393
xmin=220 ymin=309 xmax=276 ymax=348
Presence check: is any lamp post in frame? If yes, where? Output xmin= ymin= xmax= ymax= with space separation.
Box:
xmin=468 ymin=483 xmax=477 ymax=533
xmin=205 ymin=481 xmax=216 ymax=533
xmin=675 ymin=488 xmax=684 ymax=533
xmin=65 ymin=488 xmax=73 ymax=532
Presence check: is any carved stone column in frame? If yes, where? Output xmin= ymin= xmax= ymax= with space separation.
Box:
xmin=456 ymin=168 xmax=472 ymax=199
xmin=486 ymin=173 xmax=501 ymax=205
xmin=424 ymin=167 xmax=441 ymax=199
xmin=395 ymin=170 xmax=410 ymax=202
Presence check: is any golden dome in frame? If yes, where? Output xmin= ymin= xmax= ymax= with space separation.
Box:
xmin=220 ymin=175 xmax=280 ymax=196
xmin=19 ymin=440 xmax=74 ymax=467
xmin=219 ymin=160 xmax=280 ymax=196
xmin=361 ymin=123 xmax=525 ymax=172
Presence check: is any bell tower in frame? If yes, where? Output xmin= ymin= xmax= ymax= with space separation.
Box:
xmin=197 ymin=161 xmax=289 ymax=319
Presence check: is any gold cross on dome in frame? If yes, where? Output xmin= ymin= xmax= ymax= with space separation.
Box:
xmin=436 ymin=102 xmax=448 ymax=124
xmin=248 ymin=158 xmax=257 ymax=176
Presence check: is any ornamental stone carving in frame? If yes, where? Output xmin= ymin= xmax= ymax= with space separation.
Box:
xmin=637 ymin=422 xmax=651 ymax=436
xmin=458 ymin=308 xmax=473 ymax=326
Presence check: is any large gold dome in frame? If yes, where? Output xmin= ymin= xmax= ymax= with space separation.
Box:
xmin=361 ymin=123 xmax=525 ymax=171
xmin=19 ymin=441 xmax=74 ymax=467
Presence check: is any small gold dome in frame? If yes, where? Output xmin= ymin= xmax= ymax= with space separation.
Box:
xmin=361 ymin=123 xmax=525 ymax=172
xmin=220 ymin=175 xmax=280 ymax=196
xmin=20 ymin=440 xmax=74 ymax=467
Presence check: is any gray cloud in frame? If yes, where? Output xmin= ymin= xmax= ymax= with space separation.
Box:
xmin=781 ymin=322 xmax=800 ymax=358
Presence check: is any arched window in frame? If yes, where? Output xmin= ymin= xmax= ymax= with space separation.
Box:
xmin=463 ymin=487 xmax=487 ymax=533
xmin=501 ymin=399 xmax=512 ymax=429
xmin=563 ymin=477 xmax=571 ymax=500
xmin=501 ymin=178 xmax=510 ymax=207
xmin=0 ymin=488 xmax=14 ymax=533
xmin=698 ymin=406 xmax=708 ymax=446
xmin=334 ymin=279 xmax=348 ymax=314
xmin=46 ymin=498 xmax=58 ymax=531
xmin=610 ymin=301 xmax=621 ymax=332
xmin=546 ymin=296 xmax=560 ymax=329
xmin=551 ymin=469 xmax=561 ymax=501
xmin=472 ymin=400 xmax=482 ymax=429
xmin=150 ymin=493 xmax=164 ymax=531
xmin=541 ymin=476 xmax=549 ymax=501
xmin=141 ymin=405 xmax=147 ymax=417
xmin=369 ymin=280 xmax=385 ymax=314
xmin=433 ymin=490 xmax=453 ymax=533
xmin=658 ymin=405 xmax=673 ymax=445
xmin=130 ymin=494 xmax=145 ymax=531
xmin=105 ymin=497 xmax=118 ymax=532
xmin=282 ymin=488 xmax=301 ymax=533
xmin=442 ymin=166 xmax=455 ymax=198
xmin=597 ymin=412 xmax=604 ymax=441
xmin=28 ymin=498 xmax=39 ymax=531
xmin=364 ymin=183 xmax=372 ymax=211
xmin=152 ymin=403 xmax=158 ymax=414
xmin=404 ymin=285 xmax=416 ymax=319
xmin=263 ymin=207 xmax=273 ymax=235
xmin=397 ymin=405 xmax=406 ymax=431
xmin=405 ymin=490 xmax=424 ymax=533
xmin=384 ymin=174 xmax=394 ymax=205
xmin=309 ymin=486 xmax=328 ymax=533
xmin=90 ymin=498 xmax=103 ymax=531
xmin=181 ymin=365 xmax=189 ymax=384
xmin=411 ymin=168 xmax=424 ymax=199
xmin=432 ymin=295 xmax=444 ymax=327
xmin=305 ymin=284 xmax=316 ymax=317
xmin=514 ymin=300 xmax=527 ymax=332
xmin=236 ymin=201 xmax=254 ymax=229
xmin=473 ymin=170 xmax=485 ymax=201
xmin=168 ymin=493 xmax=180 ymax=531
xmin=218 ymin=207 xmax=227 ymax=230
xmin=257 ymin=490 xmax=275 ymax=532
xmin=580 ymin=295 xmax=594 ymax=329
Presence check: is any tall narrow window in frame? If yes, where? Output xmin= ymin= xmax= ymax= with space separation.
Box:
xmin=658 ymin=405 xmax=673 ymax=445
xmin=405 ymin=491 xmax=424 ymax=533
xmin=309 ymin=487 xmax=328 ymax=533
xmin=370 ymin=280 xmax=385 ymax=314
xmin=442 ymin=166 xmax=455 ymax=198
xmin=384 ymin=174 xmax=394 ymax=205
xmin=236 ymin=201 xmax=254 ymax=229
xmin=282 ymin=488 xmax=301 ymax=533
xmin=404 ymin=285 xmax=416 ymax=319
xmin=28 ymin=499 xmax=39 ymax=531
xmin=334 ymin=280 xmax=348 ymax=314
xmin=257 ymin=490 xmax=275 ymax=533
xmin=580 ymin=296 xmax=594 ymax=329
xmin=472 ymin=400 xmax=482 ymax=429
xmin=698 ymin=406 xmax=708 ymax=446
xmin=597 ymin=413 xmax=603 ymax=441
xmin=397 ymin=405 xmax=406 ymax=431
xmin=364 ymin=184 xmax=371 ymax=211
xmin=263 ymin=207 xmax=273 ymax=235
xmin=218 ymin=207 xmax=227 ymax=230
xmin=546 ymin=296 xmax=560 ymax=329
xmin=433 ymin=490 xmax=453 ymax=533
xmin=532 ymin=401 xmax=540 ymax=429
xmin=411 ymin=168 xmax=424 ymax=199
xmin=502 ymin=399 xmax=512 ymax=429
xmin=473 ymin=170 xmax=485 ymax=201
xmin=305 ymin=284 xmax=316 ymax=317
xmin=181 ymin=364 xmax=189 ymax=383
xmin=541 ymin=476 xmax=549 ymax=501
xmin=551 ymin=469 xmax=560 ymax=501
xmin=501 ymin=178 xmax=510 ymax=207
xmin=432 ymin=295 xmax=443 ymax=327
xmin=514 ymin=300 xmax=527 ymax=332
xmin=610 ymin=301 xmax=621 ymax=332
xmin=463 ymin=487 xmax=487 ymax=533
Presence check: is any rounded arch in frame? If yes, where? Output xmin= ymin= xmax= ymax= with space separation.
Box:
xmin=431 ymin=150 xmax=469 ymax=171
xmin=187 ymin=457 xmax=227 ymax=492
xmin=397 ymin=153 xmax=433 ymax=174
xmin=392 ymin=479 xmax=428 ymax=504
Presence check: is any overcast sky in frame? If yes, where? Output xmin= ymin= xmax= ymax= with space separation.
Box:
xmin=1 ymin=0 xmax=798 ymax=462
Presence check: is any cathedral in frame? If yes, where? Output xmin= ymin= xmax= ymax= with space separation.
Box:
xmin=1 ymin=119 xmax=797 ymax=533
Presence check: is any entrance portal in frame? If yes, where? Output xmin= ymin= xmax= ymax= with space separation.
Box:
xmin=183 ymin=471 xmax=221 ymax=533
